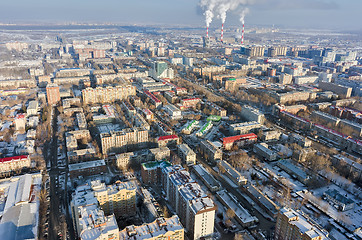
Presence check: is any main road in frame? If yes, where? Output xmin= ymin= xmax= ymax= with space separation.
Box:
xmin=46 ymin=106 xmax=75 ymax=240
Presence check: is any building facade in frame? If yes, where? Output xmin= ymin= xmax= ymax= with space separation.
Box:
xmin=91 ymin=180 xmax=137 ymax=217
xmin=46 ymin=84 xmax=60 ymax=105
xmin=275 ymin=208 xmax=330 ymax=240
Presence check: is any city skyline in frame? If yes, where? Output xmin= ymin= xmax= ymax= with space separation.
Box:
xmin=0 ymin=0 xmax=361 ymax=30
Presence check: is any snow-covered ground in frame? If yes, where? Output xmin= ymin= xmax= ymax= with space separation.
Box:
xmin=262 ymin=162 xmax=306 ymax=192
xmin=310 ymin=184 xmax=362 ymax=231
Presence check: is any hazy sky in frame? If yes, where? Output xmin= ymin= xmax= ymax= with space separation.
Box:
xmin=0 ymin=0 xmax=360 ymax=30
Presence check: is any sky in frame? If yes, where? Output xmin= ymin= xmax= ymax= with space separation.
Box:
xmin=0 ymin=0 xmax=361 ymax=30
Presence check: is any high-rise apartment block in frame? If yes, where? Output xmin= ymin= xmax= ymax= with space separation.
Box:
xmin=268 ymin=46 xmax=288 ymax=57
xmin=46 ymin=83 xmax=60 ymax=105
xmin=71 ymin=184 xmax=119 ymax=240
xmin=91 ymin=180 xmax=137 ymax=217
xmin=241 ymin=46 xmax=265 ymax=57
xmin=275 ymin=208 xmax=330 ymax=240
xmin=82 ymin=85 xmax=136 ymax=104
xmin=162 ymin=165 xmax=216 ymax=240
xmin=119 ymin=216 xmax=184 ymax=240
xmin=100 ymin=128 xmax=149 ymax=155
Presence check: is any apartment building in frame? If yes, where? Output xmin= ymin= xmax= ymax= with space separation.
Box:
xmin=161 ymin=165 xmax=216 ymax=240
xmin=100 ymin=128 xmax=149 ymax=155
xmin=91 ymin=180 xmax=137 ymax=217
xmin=200 ymin=140 xmax=222 ymax=162
xmin=241 ymin=105 xmax=265 ymax=124
xmin=157 ymin=135 xmax=180 ymax=147
xmin=119 ymin=216 xmax=184 ymax=240
xmin=69 ymin=159 xmax=107 ymax=178
xmin=177 ymin=144 xmax=196 ymax=166
xmin=0 ymin=155 xmax=31 ymax=175
xmin=82 ymin=85 xmax=136 ymax=104
xmin=275 ymin=208 xmax=330 ymax=240
xmin=222 ymin=133 xmax=258 ymax=150
xmin=230 ymin=121 xmax=262 ymax=135
xmin=71 ymin=184 xmax=119 ymax=240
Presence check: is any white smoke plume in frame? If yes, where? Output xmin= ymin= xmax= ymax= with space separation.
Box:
xmin=239 ymin=7 xmax=250 ymax=24
xmin=200 ymin=0 xmax=222 ymax=27
xmin=200 ymin=0 xmax=255 ymax=26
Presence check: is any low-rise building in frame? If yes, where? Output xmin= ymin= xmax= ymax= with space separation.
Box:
xmin=157 ymin=135 xmax=180 ymax=147
xmin=76 ymin=112 xmax=87 ymax=129
xmin=62 ymin=98 xmax=81 ymax=108
xmin=245 ymin=184 xmax=280 ymax=217
xmin=27 ymin=100 xmax=38 ymax=116
xmin=216 ymin=190 xmax=258 ymax=227
xmin=253 ymin=143 xmax=278 ymax=161
xmin=261 ymin=130 xmax=281 ymax=141
xmin=115 ymin=147 xmax=170 ymax=170
xmin=230 ymin=121 xmax=262 ymax=135
xmin=180 ymin=98 xmax=200 ymax=110
xmin=14 ymin=113 xmax=26 ymax=132
xmin=196 ymin=121 xmax=213 ymax=138
xmin=288 ymin=133 xmax=312 ymax=148
xmin=241 ymin=105 xmax=265 ymax=124
xmin=277 ymin=159 xmax=310 ymax=184
xmin=319 ymin=81 xmax=352 ymax=98
xmin=69 ymin=159 xmax=107 ymax=178
xmin=193 ymin=164 xmax=220 ymax=192
xmin=205 ymin=102 xmax=227 ymax=117
xmin=222 ymin=133 xmax=258 ymax=150
xmin=156 ymin=122 xmax=173 ymax=135
xmin=164 ymin=104 xmax=182 ymax=119
xmin=217 ymin=160 xmax=247 ymax=186
xmin=181 ymin=120 xmax=199 ymax=135
xmin=323 ymin=189 xmax=354 ymax=211
xmin=0 ymin=155 xmax=31 ymax=176
xmin=0 ymin=173 xmax=42 ymax=240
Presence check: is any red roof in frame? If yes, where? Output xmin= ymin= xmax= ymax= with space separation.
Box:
xmin=222 ymin=133 xmax=257 ymax=145
xmin=183 ymin=98 xmax=200 ymax=102
xmin=158 ymin=135 xmax=179 ymax=141
xmin=144 ymin=90 xmax=161 ymax=103
xmin=0 ymin=155 xmax=28 ymax=163
xmin=15 ymin=114 xmax=26 ymax=119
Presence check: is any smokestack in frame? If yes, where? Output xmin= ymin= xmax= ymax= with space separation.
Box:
xmin=206 ymin=27 xmax=209 ymax=38
xmin=241 ymin=24 xmax=245 ymax=44
xmin=221 ymin=23 xmax=224 ymax=42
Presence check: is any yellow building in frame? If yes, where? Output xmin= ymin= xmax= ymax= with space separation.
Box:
xmin=119 ymin=216 xmax=184 ymax=240
xmin=91 ymin=180 xmax=136 ymax=218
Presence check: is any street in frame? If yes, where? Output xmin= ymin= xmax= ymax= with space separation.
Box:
xmin=46 ymin=106 xmax=75 ymax=240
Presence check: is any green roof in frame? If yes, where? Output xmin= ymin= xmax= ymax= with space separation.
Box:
xmin=207 ymin=115 xmax=222 ymax=122
xmin=142 ymin=161 xmax=171 ymax=170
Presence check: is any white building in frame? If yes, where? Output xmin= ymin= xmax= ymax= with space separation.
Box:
xmin=0 ymin=173 xmax=42 ymax=240
xmin=27 ymin=100 xmax=38 ymax=116
xmin=71 ymin=184 xmax=120 ymax=240
xmin=162 ymin=166 xmax=215 ymax=240
xmin=164 ymin=104 xmax=182 ymax=119
xmin=241 ymin=105 xmax=265 ymax=124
